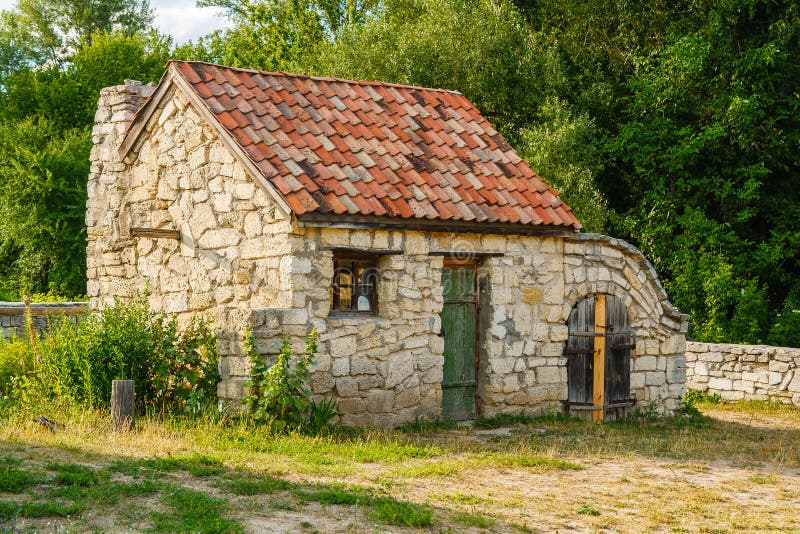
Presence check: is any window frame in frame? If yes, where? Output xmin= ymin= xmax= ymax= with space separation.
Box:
xmin=331 ymin=252 xmax=380 ymax=315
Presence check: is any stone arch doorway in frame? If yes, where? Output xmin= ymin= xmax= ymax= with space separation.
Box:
xmin=565 ymin=294 xmax=636 ymax=421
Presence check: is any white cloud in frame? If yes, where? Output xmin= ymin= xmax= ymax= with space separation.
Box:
xmin=152 ymin=0 xmax=232 ymax=44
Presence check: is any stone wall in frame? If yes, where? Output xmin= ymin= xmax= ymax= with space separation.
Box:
xmin=245 ymin=229 xmax=445 ymax=426
xmin=245 ymin=227 xmax=689 ymax=424
xmin=686 ymin=342 xmax=800 ymax=406
xmin=0 ymin=302 xmax=87 ymax=339
xmin=88 ymin=80 xmax=688 ymax=426
xmin=87 ymin=81 xmax=295 ymax=391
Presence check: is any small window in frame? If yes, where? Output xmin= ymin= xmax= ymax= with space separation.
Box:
xmin=332 ymin=255 xmax=379 ymax=313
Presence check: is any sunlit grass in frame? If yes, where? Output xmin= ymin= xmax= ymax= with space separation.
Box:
xmin=0 ymin=400 xmax=798 ymax=531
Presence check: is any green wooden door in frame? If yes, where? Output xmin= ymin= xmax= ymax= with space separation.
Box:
xmin=441 ymin=264 xmax=477 ymax=420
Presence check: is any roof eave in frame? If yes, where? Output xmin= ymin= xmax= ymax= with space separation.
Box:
xmin=295 ymin=212 xmax=581 ymax=236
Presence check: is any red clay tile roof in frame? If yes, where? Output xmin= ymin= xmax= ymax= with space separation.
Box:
xmin=169 ymin=61 xmax=581 ymax=230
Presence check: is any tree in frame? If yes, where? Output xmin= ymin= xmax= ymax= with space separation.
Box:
xmin=0 ymin=0 xmax=152 ymax=68
xmin=197 ymin=0 xmax=333 ymax=72
xmin=518 ymin=99 xmax=607 ymax=233
xmin=0 ymin=30 xmax=173 ymax=298
xmin=0 ymin=118 xmax=90 ymax=297
xmin=314 ymin=0 xmax=566 ymax=141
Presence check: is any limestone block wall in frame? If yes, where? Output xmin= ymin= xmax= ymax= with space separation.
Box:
xmin=87 ymin=82 xmax=297 ymax=392
xmin=240 ymin=228 xmax=688 ymax=425
xmin=87 ymin=80 xmax=156 ymax=305
xmin=0 ymin=302 xmax=87 ymax=339
xmin=240 ymin=227 xmax=445 ymax=427
xmin=423 ymin=232 xmax=688 ymax=416
xmin=686 ymin=342 xmax=800 ymax=405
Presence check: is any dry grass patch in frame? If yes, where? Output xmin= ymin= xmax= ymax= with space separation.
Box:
xmin=1 ymin=400 xmax=799 ymax=532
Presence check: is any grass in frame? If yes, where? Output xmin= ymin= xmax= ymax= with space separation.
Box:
xmin=0 ymin=400 xmax=798 ymax=531
xmin=0 ymin=458 xmax=35 ymax=493
xmin=576 ymin=503 xmax=601 ymax=516
xmin=152 ymin=486 xmax=243 ymax=534
xmin=452 ymin=511 xmax=497 ymax=528
xmin=0 ymin=499 xmax=81 ymax=518
xmin=214 ymin=474 xmax=291 ymax=495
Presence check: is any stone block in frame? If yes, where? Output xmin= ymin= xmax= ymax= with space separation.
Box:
xmin=386 ymin=352 xmax=414 ymax=389
xmin=404 ymin=233 xmax=428 ymax=255
xmin=367 ymin=390 xmax=394 ymax=413
xmin=331 ymin=356 xmax=350 ymax=377
xmin=198 ymin=228 xmax=241 ymax=250
xmin=351 ymin=357 xmax=378 ymax=376
xmin=742 ymin=371 xmax=769 ymax=384
xmin=788 ymin=372 xmax=800 ymax=393
xmin=421 ymin=366 xmax=443 ymax=385
xmin=719 ymin=390 xmax=744 ymax=401
xmin=330 ymin=336 xmax=356 ymax=358
xmin=163 ymin=293 xmax=188 ymax=313
xmin=707 ymin=377 xmax=732 ymax=391
xmin=536 ymin=366 xmax=561 ymax=384
xmin=645 ymin=371 xmax=666 ymax=386
xmin=738 ymin=380 xmax=756 ymax=394
xmin=310 ymin=372 xmax=335 ymax=394
xmin=282 ymin=308 xmax=308 ymax=325
xmin=502 ymin=375 xmax=520 ymax=393
xmin=335 ymin=377 xmax=359 ymax=397
xmin=337 ymin=397 xmax=367 ymax=415
xmin=630 ymin=372 xmax=645 ymax=389
xmin=635 ymin=356 xmax=657 ymax=372
xmin=349 ymin=230 xmax=371 ymax=248
xmin=491 ymin=357 xmax=514 ymax=375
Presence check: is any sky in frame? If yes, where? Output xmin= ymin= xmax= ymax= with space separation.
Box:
xmin=0 ymin=0 xmax=233 ymax=43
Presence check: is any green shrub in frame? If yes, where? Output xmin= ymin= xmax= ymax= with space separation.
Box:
xmin=683 ymin=388 xmax=722 ymax=406
xmin=14 ymin=295 xmax=219 ymax=414
xmin=245 ymin=328 xmax=337 ymax=433
xmin=0 ymin=337 xmax=34 ymax=396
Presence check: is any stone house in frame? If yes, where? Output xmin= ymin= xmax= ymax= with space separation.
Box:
xmin=87 ymin=61 xmax=688 ymax=426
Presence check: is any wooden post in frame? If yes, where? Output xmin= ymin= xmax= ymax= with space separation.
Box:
xmin=111 ymin=380 xmax=135 ymax=430
xmin=592 ymin=295 xmax=606 ymax=422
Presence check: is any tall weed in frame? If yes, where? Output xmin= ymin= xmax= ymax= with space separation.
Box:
xmin=245 ymin=328 xmax=337 ymax=433
xmin=0 ymin=337 xmax=33 ymax=396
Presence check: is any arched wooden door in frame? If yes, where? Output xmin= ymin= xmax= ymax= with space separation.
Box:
xmin=565 ymin=295 xmax=635 ymax=421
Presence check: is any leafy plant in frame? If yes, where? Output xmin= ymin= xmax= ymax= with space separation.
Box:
xmin=0 ymin=337 xmax=33 ymax=397
xmin=632 ymin=401 xmax=661 ymax=422
xmin=7 ymin=295 xmax=218 ymax=414
xmin=307 ymin=397 xmax=339 ymax=435
xmin=576 ymin=503 xmax=601 ymax=516
xmin=683 ymin=389 xmax=722 ymax=406
xmin=245 ymin=328 xmax=336 ymax=434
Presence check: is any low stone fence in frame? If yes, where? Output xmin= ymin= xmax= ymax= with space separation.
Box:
xmin=685 ymin=341 xmax=800 ymax=406
xmin=0 ymin=302 xmax=88 ymax=340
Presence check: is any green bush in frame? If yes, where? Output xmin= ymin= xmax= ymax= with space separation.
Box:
xmin=0 ymin=337 xmax=34 ymax=396
xmin=10 ymin=295 xmax=219 ymax=414
xmin=683 ymin=388 xmax=722 ymax=406
xmin=245 ymin=328 xmax=337 ymax=433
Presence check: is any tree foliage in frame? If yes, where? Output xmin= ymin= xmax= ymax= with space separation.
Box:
xmin=0 ymin=118 xmax=89 ymax=296
xmin=0 ymin=0 xmax=153 ymax=67
xmin=0 ymin=1 xmax=171 ymax=297
xmin=0 ymin=0 xmax=798 ymax=346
